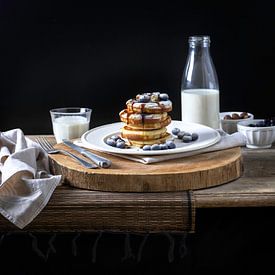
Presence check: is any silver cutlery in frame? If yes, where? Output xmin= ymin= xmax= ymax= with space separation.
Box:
xmin=62 ymin=139 xmax=112 ymax=168
xmin=36 ymin=137 xmax=97 ymax=169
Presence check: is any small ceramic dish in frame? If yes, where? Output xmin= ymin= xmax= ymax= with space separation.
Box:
xmin=237 ymin=119 xmax=275 ymax=149
xmin=220 ymin=112 xmax=254 ymax=134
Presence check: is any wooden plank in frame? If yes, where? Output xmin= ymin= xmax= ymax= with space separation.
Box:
xmin=194 ymin=146 xmax=275 ymax=207
xmin=194 ymin=177 xmax=275 ymax=208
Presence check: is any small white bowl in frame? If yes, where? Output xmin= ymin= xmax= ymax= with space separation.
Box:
xmin=237 ymin=119 xmax=275 ymax=149
xmin=220 ymin=112 xmax=254 ymax=134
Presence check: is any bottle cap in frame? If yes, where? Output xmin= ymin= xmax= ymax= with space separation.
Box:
xmin=189 ymin=36 xmax=210 ymax=46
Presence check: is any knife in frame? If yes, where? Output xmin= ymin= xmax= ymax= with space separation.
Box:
xmin=62 ymin=139 xmax=112 ymax=168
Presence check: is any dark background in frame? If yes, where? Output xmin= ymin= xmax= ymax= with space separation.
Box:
xmin=1 ymin=1 xmax=275 ymax=274
xmin=0 ymin=0 xmax=274 ymax=134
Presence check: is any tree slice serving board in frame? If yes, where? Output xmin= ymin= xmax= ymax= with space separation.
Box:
xmin=49 ymin=143 xmax=242 ymax=192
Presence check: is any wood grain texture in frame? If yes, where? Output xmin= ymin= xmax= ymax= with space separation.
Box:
xmin=194 ymin=146 xmax=275 ymax=208
xmin=49 ymin=143 xmax=242 ymax=192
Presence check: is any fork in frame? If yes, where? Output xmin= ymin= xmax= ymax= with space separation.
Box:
xmin=36 ymin=137 xmax=98 ymax=169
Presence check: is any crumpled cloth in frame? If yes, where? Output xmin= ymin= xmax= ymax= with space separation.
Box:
xmin=0 ymin=129 xmax=61 ymax=229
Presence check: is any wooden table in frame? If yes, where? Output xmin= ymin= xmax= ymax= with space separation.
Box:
xmin=1 ymin=136 xmax=274 ymax=232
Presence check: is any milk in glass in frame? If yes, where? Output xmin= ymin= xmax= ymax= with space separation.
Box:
xmin=52 ymin=116 xmax=89 ymax=143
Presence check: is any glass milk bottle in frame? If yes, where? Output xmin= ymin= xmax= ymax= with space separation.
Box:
xmin=181 ymin=36 xmax=220 ymax=129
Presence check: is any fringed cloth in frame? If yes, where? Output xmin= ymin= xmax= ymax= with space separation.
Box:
xmin=0 ymin=191 xmax=195 ymax=263
xmin=0 ymin=231 xmax=191 ymax=263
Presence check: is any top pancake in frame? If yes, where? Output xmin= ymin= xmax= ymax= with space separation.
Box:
xmin=126 ymin=92 xmax=172 ymax=114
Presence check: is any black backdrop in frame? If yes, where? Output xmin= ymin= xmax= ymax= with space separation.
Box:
xmin=1 ymin=1 xmax=275 ymax=274
xmin=1 ymin=1 xmax=274 ymax=134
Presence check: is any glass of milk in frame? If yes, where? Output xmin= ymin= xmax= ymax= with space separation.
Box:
xmin=50 ymin=107 xmax=92 ymax=143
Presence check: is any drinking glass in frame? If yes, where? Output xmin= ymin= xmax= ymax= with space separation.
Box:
xmin=50 ymin=107 xmax=92 ymax=143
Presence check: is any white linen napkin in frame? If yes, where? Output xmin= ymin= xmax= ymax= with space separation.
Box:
xmin=77 ymin=130 xmax=246 ymax=164
xmin=0 ymin=129 xmax=61 ymax=229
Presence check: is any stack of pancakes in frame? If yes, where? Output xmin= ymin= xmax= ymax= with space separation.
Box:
xmin=119 ymin=92 xmax=172 ymax=147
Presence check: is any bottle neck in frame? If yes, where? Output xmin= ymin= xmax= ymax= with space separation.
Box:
xmin=182 ymin=37 xmax=219 ymax=90
xmin=188 ymin=44 xmax=211 ymax=56
xmin=188 ymin=36 xmax=211 ymax=55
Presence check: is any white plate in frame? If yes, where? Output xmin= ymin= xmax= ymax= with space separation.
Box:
xmin=81 ymin=120 xmax=221 ymax=155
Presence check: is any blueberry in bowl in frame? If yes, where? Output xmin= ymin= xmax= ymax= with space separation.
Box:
xmin=237 ymin=119 xmax=275 ymax=149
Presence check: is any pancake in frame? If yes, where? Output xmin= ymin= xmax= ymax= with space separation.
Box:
xmin=125 ymin=116 xmax=171 ymax=130
xmin=121 ymin=126 xmax=168 ymax=141
xmin=125 ymin=92 xmax=172 ymax=114
xmin=126 ymin=99 xmax=172 ymax=114
xmin=119 ymin=110 xmax=171 ymax=130
xmin=119 ymin=109 xmax=168 ymax=124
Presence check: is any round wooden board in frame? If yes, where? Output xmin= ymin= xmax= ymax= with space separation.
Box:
xmin=49 ymin=143 xmax=242 ymax=192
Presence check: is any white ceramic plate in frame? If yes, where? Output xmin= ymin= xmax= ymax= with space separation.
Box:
xmin=81 ymin=120 xmax=221 ymax=155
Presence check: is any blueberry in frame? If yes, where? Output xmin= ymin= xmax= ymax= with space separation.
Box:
xmin=172 ymin=128 xmax=180 ymax=135
xmin=191 ymin=133 xmax=199 ymax=141
xmin=151 ymin=144 xmax=161 ymax=150
xmin=160 ymin=143 xmax=168 ymax=150
xmin=256 ymin=121 xmax=265 ymax=127
xmin=177 ymin=131 xmax=185 ymax=139
xmin=159 ymin=93 xmax=169 ymax=101
xmin=264 ymin=119 xmax=271 ymax=126
xmin=111 ymin=135 xmax=120 ymax=141
xmin=166 ymin=140 xmax=176 ymax=149
xmin=184 ymin=132 xmax=191 ymax=136
xmin=118 ymin=138 xmax=125 ymax=142
xmin=142 ymin=145 xmax=151 ymax=151
xmin=106 ymin=138 xmax=116 ymax=147
xmin=182 ymin=135 xmax=192 ymax=143
xmin=138 ymin=94 xmax=150 ymax=103
xmin=116 ymin=140 xmax=126 ymax=149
